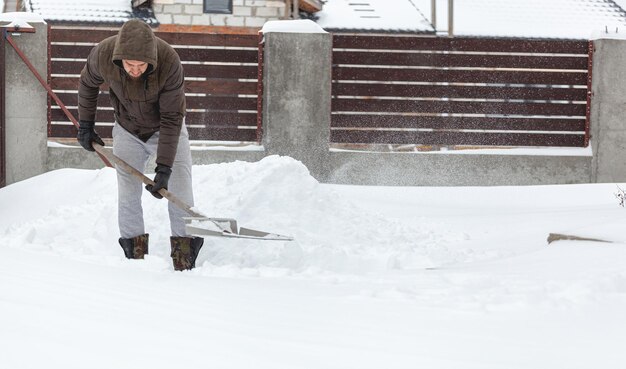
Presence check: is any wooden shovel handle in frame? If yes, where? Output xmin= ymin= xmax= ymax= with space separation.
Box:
xmin=92 ymin=143 xmax=205 ymax=218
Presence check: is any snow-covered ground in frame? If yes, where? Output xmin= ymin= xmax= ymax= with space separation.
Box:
xmin=1 ymin=155 xmax=626 ymax=368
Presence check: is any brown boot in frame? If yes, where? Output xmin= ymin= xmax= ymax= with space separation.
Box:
xmin=118 ymin=234 xmax=149 ymax=259
xmin=170 ymin=236 xmax=204 ymax=271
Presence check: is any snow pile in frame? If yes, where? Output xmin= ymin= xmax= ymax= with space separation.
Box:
xmin=0 ymin=156 xmax=465 ymax=276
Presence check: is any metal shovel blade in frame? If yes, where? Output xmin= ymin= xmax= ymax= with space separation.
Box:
xmin=184 ymin=217 xmax=294 ymax=241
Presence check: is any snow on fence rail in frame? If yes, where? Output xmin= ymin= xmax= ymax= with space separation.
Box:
xmin=331 ymin=35 xmax=590 ymax=148
xmin=48 ymin=26 xmax=260 ymax=142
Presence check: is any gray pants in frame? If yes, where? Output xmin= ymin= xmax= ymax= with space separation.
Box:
xmin=112 ymin=122 xmax=194 ymax=238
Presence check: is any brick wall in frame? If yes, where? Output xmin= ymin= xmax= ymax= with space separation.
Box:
xmin=153 ymin=0 xmax=287 ymax=27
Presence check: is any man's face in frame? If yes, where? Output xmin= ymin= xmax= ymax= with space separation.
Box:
xmin=122 ymin=59 xmax=148 ymax=80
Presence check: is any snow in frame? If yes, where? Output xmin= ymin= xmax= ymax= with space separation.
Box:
xmin=319 ymin=0 xmax=626 ymax=39
xmin=591 ymin=26 xmax=626 ymax=40
xmin=262 ymin=19 xmax=328 ymax=34
xmin=0 ymin=11 xmax=46 ymax=23
xmin=2 ymin=155 xmax=626 ymax=368
xmin=316 ymin=0 xmax=433 ymax=33
xmin=437 ymin=0 xmax=626 ymax=39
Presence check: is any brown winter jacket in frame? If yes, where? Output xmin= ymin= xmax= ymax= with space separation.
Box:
xmin=78 ymin=19 xmax=186 ymax=168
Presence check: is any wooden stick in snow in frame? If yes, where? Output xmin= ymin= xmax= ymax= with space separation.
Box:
xmin=547 ymin=233 xmax=612 ymax=244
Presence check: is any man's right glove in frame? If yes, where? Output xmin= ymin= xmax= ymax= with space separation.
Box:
xmin=145 ymin=164 xmax=172 ymax=199
xmin=77 ymin=120 xmax=105 ymax=152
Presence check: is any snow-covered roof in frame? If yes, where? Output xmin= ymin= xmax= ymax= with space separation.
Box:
xmin=318 ymin=0 xmax=626 ymax=39
xmin=316 ymin=0 xmax=434 ymax=34
xmin=23 ymin=0 xmax=158 ymax=26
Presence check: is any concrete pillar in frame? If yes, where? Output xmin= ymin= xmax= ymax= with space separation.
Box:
xmin=590 ymin=38 xmax=626 ymax=182
xmin=261 ymin=25 xmax=332 ymax=180
xmin=1 ymin=21 xmax=48 ymax=185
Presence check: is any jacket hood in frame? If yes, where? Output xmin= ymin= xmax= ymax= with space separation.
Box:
xmin=112 ymin=19 xmax=157 ymax=72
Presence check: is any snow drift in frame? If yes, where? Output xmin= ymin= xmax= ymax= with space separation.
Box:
xmin=0 ymin=156 xmax=464 ymax=275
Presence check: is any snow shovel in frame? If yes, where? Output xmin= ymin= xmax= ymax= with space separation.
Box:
xmin=92 ymin=143 xmax=293 ymax=241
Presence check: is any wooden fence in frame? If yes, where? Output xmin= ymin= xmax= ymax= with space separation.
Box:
xmin=48 ymin=27 xmax=260 ymax=142
xmin=331 ymin=35 xmax=590 ymax=148
xmin=48 ymin=29 xmax=591 ymax=148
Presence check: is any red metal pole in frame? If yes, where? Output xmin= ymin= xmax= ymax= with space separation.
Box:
xmin=46 ymin=23 xmax=52 ymax=138
xmin=0 ymin=29 xmax=6 ymax=187
xmin=4 ymin=31 xmax=113 ymax=167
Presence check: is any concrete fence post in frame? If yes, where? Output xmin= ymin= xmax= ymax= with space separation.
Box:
xmin=260 ymin=21 xmax=332 ymax=181
xmin=590 ymin=37 xmax=626 ymax=182
xmin=1 ymin=20 xmax=48 ymax=185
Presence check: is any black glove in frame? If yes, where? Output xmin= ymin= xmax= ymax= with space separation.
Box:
xmin=77 ymin=120 xmax=105 ymax=152
xmin=145 ymin=164 xmax=172 ymax=199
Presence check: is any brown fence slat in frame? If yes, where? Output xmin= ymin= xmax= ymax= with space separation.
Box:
xmin=331 ymin=115 xmax=586 ymax=132
xmin=51 ymin=44 xmax=93 ymax=59
xmin=157 ymin=33 xmax=259 ymax=47
xmin=51 ymin=27 xmax=259 ymax=48
xmin=333 ymin=67 xmax=588 ymax=85
xmin=185 ymin=111 xmax=257 ymax=126
xmin=52 ymin=93 xmax=257 ymax=111
xmin=50 ymin=124 xmax=258 ymax=141
xmin=51 ymin=62 xmax=259 ymax=80
xmin=51 ymin=109 xmax=257 ymax=127
xmin=51 ymin=108 xmax=114 ymax=122
xmin=186 ymin=96 xmax=257 ymax=111
xmin=50 ymin=28 xmax=117 ymax=43
xmin=51 ymin=60 xmax=85 ymax=75
xmin=183 ymin=64 xmax=258 ymax=79
xmin=333 ymin=35 xmax=589 ymax=54
xmin=175 ymin=48 xmax=257 ymax=63
xmin=52 ymin=45 xmax=258 ymax=62
xmin=187 ymin=127 xmax=257 ymax=141
xmin=332 ymin=83 xmax=587 ymax=101
xmin=185 ymin=80 xmax=257 ymax=95
xmin=331 ymin=130 xmax=585 ymax=147
xmin=333 ymin=51 xmax=587 ymax=70
xmin=332 ymin=99 xmax=586 ymax=116
xmin=50 ymin=124 xmax=113 ymax=138
xmin=51 ymin=93 xmax=110 ymax=107
xmin=51 ymin=77 xmax=111 ymax=92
